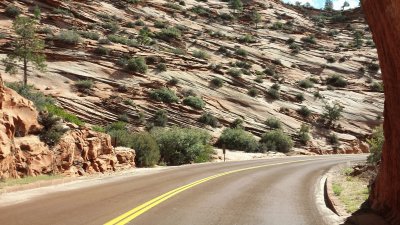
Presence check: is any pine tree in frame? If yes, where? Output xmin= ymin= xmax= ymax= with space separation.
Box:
xmin=324 ymin=0 xmax=333 ymax=11
xmin=3 ymin=17 xmax=46 ymax=86
xmin=251 ymin=10 xmax=261 ymax=28
xmin=342 ymin=1 xmax=350 ymax=10
xmin=229 ymin=0 xmax=243 ymax=14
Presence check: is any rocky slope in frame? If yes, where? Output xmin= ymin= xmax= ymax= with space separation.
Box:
xmin=0 ymin=0 xmax=383 ymax=153
xmin=0 ymin=76 xmax=135 ymax=178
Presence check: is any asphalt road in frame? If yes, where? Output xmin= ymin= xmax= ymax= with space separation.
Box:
xmin=0 ymin=155 xmax=365 ymax=225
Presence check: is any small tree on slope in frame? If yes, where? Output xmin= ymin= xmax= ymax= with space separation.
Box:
xmin=3 ymin=17 xmax=46 ymax=86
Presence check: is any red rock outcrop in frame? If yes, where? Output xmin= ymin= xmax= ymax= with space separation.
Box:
xmin=53 ymin=128 xmax=135 ymax=176
xmin=362 ymin=0 xmax=400 ymax=224
xmin=0 ymin=77 xmax=135 ymax=178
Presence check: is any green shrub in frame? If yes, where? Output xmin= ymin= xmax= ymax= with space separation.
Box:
xmin=135 ymin=20 xmax=145 ymax=26
xmin=152 ymin=109 xmax=168 ymax=127
xmin=150 ymin=88 xmax=179 ymax=103
xmin=198 ymin=112 xmax=218 ymax=127
xmin=218 ymin=128 xmax=259 ymax=152
xmin=248 ymin=88 xmax=259 ymax=97
xmin=123 ymin=99 xmax=135 ymax=106
xmin=183 ymin=96 xmax=205 ymax=109
xmin=326 ymin=74 xmax=347 ymax=87
xmin=326 ymin=56 xmax=336 ymax=63
xmin=322 ymin=102 xmax=344 ymax=125
xmin=265 ymin=117 xmax=282 ymax=129
xmin=230 ymin=118 xmax=244 ymax=129
xmin=260 ymin=130 xmax=293 ymax=153
xmin=367 ymin=126 xmax=384 ymax=164
xmin=301 ymin=35 xmax=316 ymax=44
xmin=211 ymin=77 xmax=224 ymax=88
xmin=328 ymin=133 xmax=339 ymax=145
xmin=118 ymin=114 xmax=129 ymax=122
xmin=297 ymin=106 xmax=311 ymax=117
xmin=154 ymin=20 xmax=168 ymax=29
xmin=152 ymin=127 xmax=213 ymax=165
xmin=131 ymin=132 xmax=160 ymax=167
xmin=298 ymin=124 xmax=310 ymax=145
xmin=98 ymin=38 xmax=111 ymax=44
xmin=267 ymin=88 xmax=280 ymax=99
xmin=295 ymin=93 xmax=305 ymax=102
xmin=235 ymin=48 xmax=248 ymax=57
xmin=38 ymin=112 xmax=68 ymax=146
xmin=157 ymin=27 xmax=181 ymax=41
xmin=107 ymin=35 xmax=137 ymax=46
xmin=94 ymin=46 xmax=110 ymax=55
xmin=264 ymin=67 xmax=275 ymax=76
xmin=219 ymin=12 xmax=234 ymax=21
xmin=238 ymin=34 xmax=255 ymax=43
xmin=92 ymin=125 xmax=106 ymax=133
xmin=106 ymin=121 xmax=127 ymax=132
xmin=101 ymin=22 xmax=120 ymax=33
xmin=5 ymin=5 xmax=21 ymax=18
xmin=286 ymin=37 xmax=295 ymax=44
xmin=190 ymin=6 xmax=212 ymax=17
xmin=163 ymin=2 xmax=183 ymax=10
xmin=126 ymin=57 xmax=148 ymax=73
xmin=75 ymin=79 xmax=93 ymax=92
xmin=314 ymin=91 xmax=323 ymax=99
xmin=270 ymin=22 xmax=283 ymax=30
xmin=235 ymin=61 xmax=252 ymax=69
xmin=46 ymin=104 xmax=84 ymax=126
xmin=78 ymin=31 xmax=100 ymax=40
xmin=53 ymin=8 xmax=74 ymax=17
xmin=228 ymin=68 xmax=242 ymax=78
xmin=193 ymin=50 xmax=209 ymax=60
xmin=168 ymin=77 xmax=179 ymax=86
xmin=371 ymin=81 xmax=384 ymax=92
xmin=156 ymin=63 xmax=167 ymax=72
xmin=299 ymin=79 xmax=314 ymax=89
xmin=55 ymin=30 xmax=81 ymax=45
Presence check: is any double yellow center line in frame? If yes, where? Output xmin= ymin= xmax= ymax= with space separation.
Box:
xmin=104 ymin=158 xmax=326 ymax=225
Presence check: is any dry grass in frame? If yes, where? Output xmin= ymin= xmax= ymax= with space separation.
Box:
xmin=332 ymin=167 xmax=369 ymax=213
xmin=0 ymin=175 xmax=62 ymax=189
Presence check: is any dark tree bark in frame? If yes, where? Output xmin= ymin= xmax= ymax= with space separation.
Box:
xmin=362 ymin=1 xmax=400 ymax=224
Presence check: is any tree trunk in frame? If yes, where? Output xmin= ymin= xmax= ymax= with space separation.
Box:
xmin=362 ymin=1 xmax=400 ymax=224
xmin=23 ymin=57 xmax=28 ymax=86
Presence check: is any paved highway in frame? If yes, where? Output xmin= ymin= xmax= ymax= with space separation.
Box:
xmin=0 ymin=155 xmax=365 ymax=225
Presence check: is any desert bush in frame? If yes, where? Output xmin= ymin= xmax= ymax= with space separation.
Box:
xmin=218 ymin=128 xmax=259 ymax=152
xmin=260 ymin=130 xmax=293 ymax=153
xmin=193 ymin=50 xmax=209 ymax=60
xmin=78 ymin=31 xmax=100 ymax=40
xmin=211 ymin=77 xmax=224 ymax=88
xmin=328 ymin=133 xmax=339 ymax=145
xmin=265 ymin=117 xmax=282 ymax=129
xmin=270 ymin=22 xmax=284 ymax=30
xmin=152 ymin=127 xmax=213 ymax=165
xmin=126 ymin=57 xmax=148 ymax=73
xmin=156 ymin=63 xmax=167 ymax=72
xmin=150 ymin=88 xmax=179 ymax=103
xmin=326 ymin=56 xmax=336 ymax=63
xmin=54 ymin=30 xmax=81 ymax=45
xmin=168 ymin=77 xmax=179 ymax=86
xmin=248 ymin=88 xmax=259 ymax=97
xmin=183 ymin=96 xmax=205 ymax=109
xmin=301 ymin=35 xmax=316 ymax=44
xmin=267 ymin=87 xmax=280 ymax=99
xmin=154 ymin=20 xmax=168 ymax=29
xmin=298 ymin=124 xmax=310 ymax=145
xmin=94 ymin=46 xmax=110 ymax=55
xmin=75 ymin=79 xmax=93 ymax=92
xmin=163 ymin=2 xmax=183 ymax=10
xmin=264 ymin=67 xmax=275 ymax=76
xmin=299 ymin=79 xmax=314 ymax=89
xmin=326 ymin=74 xmax=347 ymax=87
xmin=118 ymin=114 xmax=129 ymax=122
xmin=190 ymin=6 xmax=212 ymax=17
xmin=238 ymin=34 xmax=255 ymax=43
xmin=101 ymin=22 xmax=119 ymax=33
xmin=228 ymin=68 xmax=242 ymax=78
xmin=198 ymin=112 xmax=218 ymax=127
xmin=295 ymin=93 xmax=305 ymax=102
xmin=235 ymin=48 xmax=248 ymax=57
xmin=230 ymin=118 xmax=244 ymax=129
xmin=297 ymin=106 xmax=311 ymax=117
xmin=131 ymin=132 xmax=161 ymax=167
xmin=368 ymin=63 xmax=380 ymax=73
xmin=45 ymin=104 xmax=84 ymax=126
xmin=235 ymin=61 xmax=252 ymax=69
xmin=322 ymin=102 xmax=344 ymax=125
xmin=38 ymin=112 xmax=68 ymax=146
xmin=152 ymin=109 xmax=168 ymax=127
xmin=286 ymin=37 xmax=295 ymax=44
xmin=5 ymin=5 xmax=21 ymax=18
xmin=367 ymin=126 xmax=384 ymax=164
xmin=157 ymin=27 xmax=181 ymax=41
xmin=219 ymin=12 xmax=234 ymax=21
xmin=371 ymin=81 xmax=384 ymax=92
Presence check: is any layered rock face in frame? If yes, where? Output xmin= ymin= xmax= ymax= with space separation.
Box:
xmin=0 ymin=79 xmax=135 ymax=179
xmin=362 ymin=0 xmax=400 ymax=224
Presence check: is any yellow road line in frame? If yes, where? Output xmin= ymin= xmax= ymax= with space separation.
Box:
xmin=104 ymin=157 xmax=342 ymax=225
